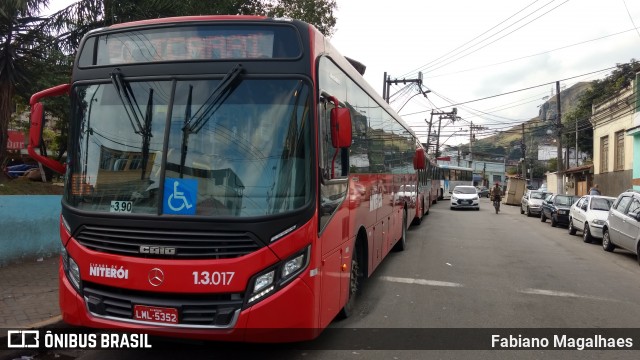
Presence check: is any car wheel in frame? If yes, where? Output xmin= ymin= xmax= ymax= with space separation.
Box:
xmin=602 ymin=229 xmax=615 ymax=252
xmin=520 ymin=206 xmax=524 ymax=215
xmin=637 ymin=243 xmax=640 ymax=266
xmin=568 ymin=218 xmax=577 ymax=235
xmin=540 ymin=212 xmax=546 ymax=222
xmin=583 ymin=223 xmax=593 ymax=243
xmin=550 ymin=216 xmax=557 ymax=227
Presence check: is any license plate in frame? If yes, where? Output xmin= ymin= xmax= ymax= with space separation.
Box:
xmin=133 ymin=305 xmax=178 ymax=324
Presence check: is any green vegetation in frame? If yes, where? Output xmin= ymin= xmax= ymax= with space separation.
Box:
xmin=468 ymin=60 xmax=639 ymax=178
xmin=0 ymin=0 xmax=338 ymax=172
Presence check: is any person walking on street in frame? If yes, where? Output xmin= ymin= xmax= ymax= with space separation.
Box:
xmin=589 ymin=184 xmax=601 ymax=195
xmin=490 ymin=182 xmax=503 ymax=214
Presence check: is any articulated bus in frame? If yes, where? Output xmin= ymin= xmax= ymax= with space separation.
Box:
xmin=28 ymin=16 xmax=430 ymax=342
xmin=435 ymin=164 xmax=473 ymax=200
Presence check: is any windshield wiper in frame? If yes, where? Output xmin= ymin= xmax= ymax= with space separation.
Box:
xmin=140 ymin=89 xmax=153 ymax=180
xmin=110 ymin=68 xmax=145 ymax=135
xmin=183 ymin=63 xmax=244 ymax=134
xmin=110 ymin=68 xmax=153 ymax=180
xmin=178 ymin=85 xmax=193 ymax=178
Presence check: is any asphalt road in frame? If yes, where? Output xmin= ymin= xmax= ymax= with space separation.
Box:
xmin=6 ymin=198 xmax=640 ymax=359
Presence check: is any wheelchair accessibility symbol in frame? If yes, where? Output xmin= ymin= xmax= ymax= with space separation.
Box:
xmin=163 ymin=178 xmax=197 ymax=215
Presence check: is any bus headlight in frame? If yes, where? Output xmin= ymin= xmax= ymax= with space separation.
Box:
xmin=282 ymin=253 xmax=305 ymax=278
xmin=245 ymin=246 xmax=310 ymax=307
xmin=61 ymin=246 xmax=81 ymax=292
xmin=254 ymin=271 xmax=274 ymax=293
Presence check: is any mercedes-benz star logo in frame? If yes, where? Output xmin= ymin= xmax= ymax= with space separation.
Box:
xmin=148 ymin=268 xmax=164 ymax=287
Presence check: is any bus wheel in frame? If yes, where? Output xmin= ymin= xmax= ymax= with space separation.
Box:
xmin=339 ymin=251 xmax=360 ymax=319
xmin=393 ymin=209 xmax=407 ymax=251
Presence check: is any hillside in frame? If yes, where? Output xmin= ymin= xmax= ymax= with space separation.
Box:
xmin=473 ymin=81 xmax=592 ymax=154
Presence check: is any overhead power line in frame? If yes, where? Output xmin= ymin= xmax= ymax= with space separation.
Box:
xmin=402 ymin=65 xmax=617 ymax=117
xmin=419 ymin=0 xmax=571 ymax=76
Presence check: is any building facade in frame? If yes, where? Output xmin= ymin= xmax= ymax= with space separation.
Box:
xmin=591 ymin=83 xmax=635 ymax=197
xmin=626 ymin=72 xmax=640 ymax=191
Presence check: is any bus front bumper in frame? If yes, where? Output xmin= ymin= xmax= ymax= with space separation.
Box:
xmin=59 ymin=262 xmax=320 ymax=342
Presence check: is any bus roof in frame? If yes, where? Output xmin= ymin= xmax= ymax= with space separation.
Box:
xmin=108 ymin=15 xmax=269 ymax=29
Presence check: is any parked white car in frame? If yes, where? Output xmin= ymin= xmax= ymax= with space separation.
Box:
xmin=568 ymin=195 xmax=616 ymax=243
xmin=450 ymin=185 xmax=479 ymax=210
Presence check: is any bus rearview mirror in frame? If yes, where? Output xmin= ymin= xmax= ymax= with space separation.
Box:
xmin=329 ymin=97 xmax=352 ymax=148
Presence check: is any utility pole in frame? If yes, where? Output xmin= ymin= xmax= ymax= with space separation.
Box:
xmin=521 ymin=123 xmax=526 ymax=180
xmin=575 ymin=118 xmax=578 ymax=167
xmin=469 ymin=122 xmax=486 ymax=173
xmin=382 ymin=71 xmax=387 ymax=102
xmin=556 ymin=81 xmax=563 ymax=194
xmin=382 ymin=72 xmax=428 ymax=104
xmin=426 ymin=108 xmax=458 ymax=157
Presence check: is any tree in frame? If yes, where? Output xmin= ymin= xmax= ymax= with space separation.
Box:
xmin=49 ymin=0 xmax=337 ymax=53
xmin=1 ymin=0 xmax=337 ymax=170
xmin=560 ymin=59 xmax=639 ymax=159
xmin=0 ymin=0 xmax=51 ymax=169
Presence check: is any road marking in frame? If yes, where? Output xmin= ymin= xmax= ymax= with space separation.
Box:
xmin=380 ymin=276 xmax=463 ymax=288
xmin=519 ymin=288 xmax=616 ymax=302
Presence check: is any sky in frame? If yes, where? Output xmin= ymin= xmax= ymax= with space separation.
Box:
xmin=45 ymin=0 xmax=640 ymax=148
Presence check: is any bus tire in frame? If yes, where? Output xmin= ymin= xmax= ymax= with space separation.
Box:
xmin=339 ymin=239 xmax=363 ymax=319
xmin=393 ymin=209 xmax=408 ymax=251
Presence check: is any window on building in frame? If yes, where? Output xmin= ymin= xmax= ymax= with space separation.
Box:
xmin=614 ymin=130 xmax=624 ymax=171
xmin=600 ymin=136 xmax=608 ymax=172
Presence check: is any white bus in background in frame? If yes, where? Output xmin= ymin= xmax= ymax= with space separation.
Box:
xmin=437 ymin=164 xmax=473 ymax=200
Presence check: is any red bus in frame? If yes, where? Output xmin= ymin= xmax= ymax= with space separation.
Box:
xmin=28 ymin=16 xmax=429 ymax=342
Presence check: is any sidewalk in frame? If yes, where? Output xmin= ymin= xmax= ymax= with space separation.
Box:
xmin=0 ymin=256 xmax=61 ymax=328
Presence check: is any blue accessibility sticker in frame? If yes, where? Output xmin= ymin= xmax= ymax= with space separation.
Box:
xmin=163 ymin=178 xmax=197 ymax=215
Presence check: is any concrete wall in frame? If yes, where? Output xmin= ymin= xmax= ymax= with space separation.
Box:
xmin=0 ymin=196 xmax=61 ymax=266
xmin=594 ymin=170 xmax=633 ymax=198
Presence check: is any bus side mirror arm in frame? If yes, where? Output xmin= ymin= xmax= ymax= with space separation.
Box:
xmin=29 ymin=84 xmax=71 ymax=174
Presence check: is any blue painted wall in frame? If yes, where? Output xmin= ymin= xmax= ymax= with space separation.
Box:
xmin=634 ymin=135 xmax=640 ymax=192
xmin=0 ymin=196 xmax=61 ymax=266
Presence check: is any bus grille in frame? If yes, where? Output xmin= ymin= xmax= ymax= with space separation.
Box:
xmin=75 ymin=225 xmax=263 ymax=259
xmin=83 ymin=282 xmax=243 ymax=327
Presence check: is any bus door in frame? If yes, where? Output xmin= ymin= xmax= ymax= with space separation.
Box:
xmin=317 ymin=92 xmax=352 ymax=327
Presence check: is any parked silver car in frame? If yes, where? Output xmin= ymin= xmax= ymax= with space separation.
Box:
xmin=602 ymin=190 xmax=640 ymax=265
xmin=520 ymin=190 xmax=549 ymax=217
xmin=568 ymin=195 xmax=616 ymax=243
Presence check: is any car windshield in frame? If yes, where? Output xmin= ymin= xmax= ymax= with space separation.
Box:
xmin=530 ymin=192 xmax=545 ymax=199
xmin=554 ymin=195 xmax=573 ymax=206
xmin=454 ymin=187 xmax=476 ymax=194
xmin=591 ymin=198 xmax=614 ymax=211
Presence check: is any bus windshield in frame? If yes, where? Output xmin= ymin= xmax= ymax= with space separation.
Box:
xmin=65 ymin=78 xmax=312 ymax=217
